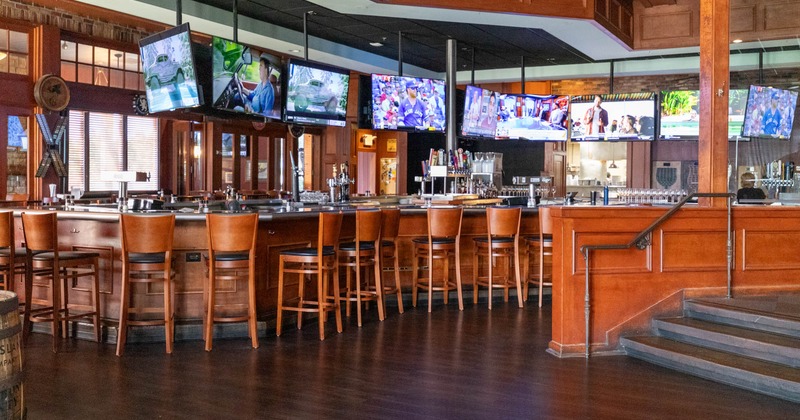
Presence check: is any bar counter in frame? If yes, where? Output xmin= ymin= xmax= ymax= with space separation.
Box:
xmin=9 ymin=202 xmax=543 ymax=331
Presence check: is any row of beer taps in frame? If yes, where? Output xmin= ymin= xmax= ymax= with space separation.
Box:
xmin=327 ymin=162 xmax=353 ymax=203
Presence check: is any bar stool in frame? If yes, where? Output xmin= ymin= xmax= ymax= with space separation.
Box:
xmin=117 ymin=214 xmax=175 ymax=356
xmin=472 ymin=206 xmax=523 ymax=309
xmin=0 ymin=211 xmax=25 ymax=293
xmin=276 ymin=212 xmax=343 ymax=340
xmin=524 ymin=206 xmax=553 ymax=307
xmin=411 ymin=206 xmax=464 ymax=312
xmin=204 ymin=213 xmax=259 ymax=351
xmin=379 ymin=208 xmax=404 ymax=314
xmin=21 ymin=211 xmax=101 ymax=352
xmin=338 ymin=209 xmax=384 ymax=327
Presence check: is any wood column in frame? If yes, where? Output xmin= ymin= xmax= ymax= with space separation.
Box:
xmin=697 ymin=0 xmax=729 ymax=207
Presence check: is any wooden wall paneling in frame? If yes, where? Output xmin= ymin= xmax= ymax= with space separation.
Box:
xmin=549 ymin=206 xmax=800 ymax=357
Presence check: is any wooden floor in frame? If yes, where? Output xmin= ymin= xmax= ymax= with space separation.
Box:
xmin=23 ymin=296 xmax=800 ymax=419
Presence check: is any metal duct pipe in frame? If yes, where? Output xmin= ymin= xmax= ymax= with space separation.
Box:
xmin=446 ymin=38 xmax=458 ymax=153
xmin=232 ymin=0 xmax=238 ymax=42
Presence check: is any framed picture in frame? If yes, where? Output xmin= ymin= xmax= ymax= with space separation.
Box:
xmin=387 ymin=138 xmax=397 ymax=152
xmin=257 ymin=161 xmax=268 ymax=180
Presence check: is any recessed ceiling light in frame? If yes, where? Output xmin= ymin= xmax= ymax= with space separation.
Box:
xmin=288 ymin=49 xmax=301 ymax=53
xmin=369 ymin=42 xmax=383 ymax=47
xmin=732 ymin=39 xmax=743 ymax=43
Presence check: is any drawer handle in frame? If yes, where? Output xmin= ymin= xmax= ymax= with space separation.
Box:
xmin=70 ymin=228 xmax=80 ymax=233
xmin=268 ymin=230 xmax=275 ymax=235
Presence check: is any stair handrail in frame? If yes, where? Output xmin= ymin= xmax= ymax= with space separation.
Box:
xmin=579 ymin=192 xmax=735 ymax=358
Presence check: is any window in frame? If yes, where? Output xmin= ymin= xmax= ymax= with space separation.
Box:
xmin=0 ymin=28 xmax=29 ymax=75
xmin=60 ymin=40 xmax=143 ymax=90
xmin=68 ymin=111 xmax=159 ymax=192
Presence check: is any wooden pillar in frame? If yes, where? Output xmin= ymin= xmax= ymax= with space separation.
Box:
xmin=697 ymin=0 xmax=729 ymax=207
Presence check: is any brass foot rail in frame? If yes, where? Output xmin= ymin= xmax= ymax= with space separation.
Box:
xmin=578 ymin=192 xmax=735 ymax=358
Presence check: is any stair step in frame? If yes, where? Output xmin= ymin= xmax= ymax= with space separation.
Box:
xmin=685 ymin=299 xmax=800 ymax=338
xmin=621 ymin=336 xmax=800 ymax=403
xmin=654 ymin=317 xmax=800 ymax=367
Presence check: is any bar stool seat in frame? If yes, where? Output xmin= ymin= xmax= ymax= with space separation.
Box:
xmin=22 ymin=211 xmax=102 ymax=353
xmin=411 ymin=206 xmax=464 ymax=312
xmin=472 ymin=206 xmax=523 ymax=309
xmin=337 ymin=209 xmax=384 ymax=327
xmin=281 ymin=246 xmax=335 ymax=256
xmin=277 ymin=212 xmax=343 ymax=340
xmin=117 ymin=214 xmax=176 ymax=356
xmin=204 ymin=213 xmax=260 ymax=351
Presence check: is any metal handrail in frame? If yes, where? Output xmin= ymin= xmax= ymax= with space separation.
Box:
xmin=578 ymin=192 xmax=735 ymax=358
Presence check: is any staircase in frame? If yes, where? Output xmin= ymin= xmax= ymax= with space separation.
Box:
xmin=620 ymin=297 xmax=800 ymax=403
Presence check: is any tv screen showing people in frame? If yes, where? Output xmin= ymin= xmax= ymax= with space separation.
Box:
xmin=371 ymin=74 xmax=446 ymax=132
xmin=139 ymin=23 xmax=201 ymax=113
xmin=741 ymin=85 xmax=798 ymax=139
xmin=571 ymin=93 xmax=656 ymax=141
xmin=211 ymin=36 xmax=282 ymax=120
xmin=461 ymin=85 xmax=498 ymax=138
xmin=495 ymin=94 xmax=569 ymax=141
xmin=659 ymin=89 xmax=748 ymax=140
xmin=284 ymin=59 xmax=350 ymax=127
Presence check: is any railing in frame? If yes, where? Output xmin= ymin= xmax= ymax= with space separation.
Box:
xmin=578 ymin=192 xmax=735 ymax=358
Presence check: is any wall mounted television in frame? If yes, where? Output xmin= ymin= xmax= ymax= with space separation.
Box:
xmin=139 ymin=23 xmax=201 ymax=113
xmin=659 ymin=89 xmax=749 ymax=141
xmin=371 ymin=74 xmax=446 ymax=132
xmin=495 ymin=94 xmax=569 ymax=141
xmin=283 ymin=59 xmax=350 ymax=127
xmin=741 ymin=85 xmax=798 ymax=139
xmin=461 ymin=85 xmax=497 ymax=139
xmin=211 ymin=36 xmax=282 ymax=120
xmin=570 ymin=93 xmax=656 ymax=141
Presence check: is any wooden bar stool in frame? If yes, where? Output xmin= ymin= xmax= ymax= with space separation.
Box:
xmin=379 ymin=208 xmax=404 ymax=314
xmin=0 ymin=211 xmax=25 ymax=293
xmin=117 ymin=214 xmax=175 ymax=356
xmin=276 ymin=212 xmax=343 ymax=340
xmin=338 ymin=209 xmax=384 ymax=327
xmin=524 ymin=206 xmax=553 ymax=307
xmin=21 ymin=211 xmax=101 ymax=353
xmin=204 ymin=213 xmax=259 ymax=351
xmin=411 ymin=206 xmax=464 ymax=312
xmin=472 ymin=206 xmax=523 ymax=309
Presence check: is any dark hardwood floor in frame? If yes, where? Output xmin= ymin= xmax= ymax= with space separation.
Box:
xmin=23 ymin=297 xmax=799 ymax=419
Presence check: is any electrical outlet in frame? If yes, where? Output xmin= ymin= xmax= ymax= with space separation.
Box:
xmin=186 ymin=252 xmax=201 ymax=262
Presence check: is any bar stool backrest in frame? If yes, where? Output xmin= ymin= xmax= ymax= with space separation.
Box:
xmin=207 ymin=213 xmax=258 ymax=253
xmin=0 ymin=211 xmax=14 ymax=249
xmin=21 ymin=212 xmax=57 ymax=252
xmin=539 ymin=206 xmax=553 ymax=238
xmin=486 ymin=207 xmax=522 ymax=238
xmin=380 ymin=208 xmax=400 ymax=241
xmin=320 ymin=212 xmax=344 ymax=250
xmin=428 ymin=207 xmax=463 ymax=239
xmin=355 ymin=209 xmax=382 ymax=245
xmin=121 ymin=214 xmax=175 ymax=254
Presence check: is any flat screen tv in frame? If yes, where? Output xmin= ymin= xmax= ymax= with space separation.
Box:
xmin=659 ymin=89 xmax=749 ymax=141
xmin=461 ymin=85 xmax=497 ymax=138
xmin=741 ymin=85 xmax=798 ymax=139
xmin=570 ymin=93 xmax=656 ymax=141
xmin=284 ymin=59 xmax=350 ymax=127
xmin=495 ymin=94 xmax=569 ymax=141
xmin=139 ymin=23 xmax=201 ymax=113
xmin=370 ymin=74 xmax=446 ymax=132
xmin=211 ymin=36 xmax=282 ymax=120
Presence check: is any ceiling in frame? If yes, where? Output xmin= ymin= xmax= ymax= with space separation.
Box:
xmin=190 ymin=0 xmax=595 ymax=73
